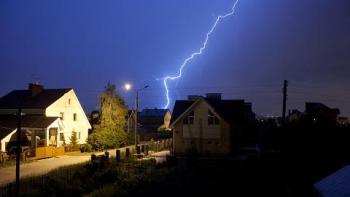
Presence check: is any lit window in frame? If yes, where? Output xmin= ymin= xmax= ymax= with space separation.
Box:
xmin=73 ymin=113 xmax=77 ymax=121
xmin=60 ymin=112 xmax=64 ymax=120
xmin=183 ymin=111 xmax=194 ymax=125
xmin=208 ymin=110 xmax=220 ymax=125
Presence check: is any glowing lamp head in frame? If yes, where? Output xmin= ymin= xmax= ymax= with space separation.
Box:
xmin=124 ymin=83 xmax=132 ymax=91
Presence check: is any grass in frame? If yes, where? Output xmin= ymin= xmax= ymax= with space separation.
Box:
xmin=0 ymin=154 xmax=318 ymax=197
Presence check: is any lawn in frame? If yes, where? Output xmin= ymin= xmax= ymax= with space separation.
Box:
xmin=0 ymin=154 xmax=317 ymax=197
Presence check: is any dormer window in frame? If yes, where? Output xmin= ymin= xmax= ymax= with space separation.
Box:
xmin=208 ymin=110 xmax=219 ymax=125
xmin=183 ymin=111 xmax=194 ymax=125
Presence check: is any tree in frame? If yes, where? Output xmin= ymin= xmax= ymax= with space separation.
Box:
xmin=88 ymin=83 xmax=128 ymax=150
xmin=70 ymin=131 xmax=78 ymax=146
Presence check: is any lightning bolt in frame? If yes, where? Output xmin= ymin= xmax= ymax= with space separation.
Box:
xmin=162 ymin=0 xmax=240 ymax=109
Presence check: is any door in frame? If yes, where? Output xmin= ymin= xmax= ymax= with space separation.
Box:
xmin=49 ymin=128 xmax=58 ymax=147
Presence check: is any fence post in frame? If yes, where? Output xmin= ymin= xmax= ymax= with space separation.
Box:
xmin=136 ymin=146 xmax=141 ymax=155
xmin=145 ymin=145 xmax=149 ymax=156
xmin=125 ymin=148 xmax=130 ymax=158
xmin=91 ymin=154 xmax=97 ymax=161
xmin=141 ymin=145 xmax=145 ymax=153
xmin=116 ymin=150 xmax=121 ymax=161
xmin=104 ymin=151 xmax=109 ymax=160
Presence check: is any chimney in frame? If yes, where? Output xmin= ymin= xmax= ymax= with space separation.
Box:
xmin=29 ymin=83 xmax=44 ymax=97
xmin=206 ymin=93 xmax=222 ymax=101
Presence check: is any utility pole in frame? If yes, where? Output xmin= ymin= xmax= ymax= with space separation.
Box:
xmin=134 ymin=91 xmax=138 ymax=150
xmin=282 ymin=80 xmax=288 ymax=126
xmin=15 ymin=107 xmax=22 ymax=197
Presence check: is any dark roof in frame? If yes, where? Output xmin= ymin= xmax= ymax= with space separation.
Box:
xmin=314 ymin=165 xmax=350 ymax=197
xmin=170 ymin=100 xmax=195 ymax=125
xmin=306 ymin=102 xmax=340 ymax=114
xmin=0 ymin=115 xmax=59 ymax=139
xmin=170 ymin=97 xmax=251 ymax=125
xmin=140 ymin=108 xmax=169 ymax=117
xmin=0 ymin=89 xmax=71 ymax=109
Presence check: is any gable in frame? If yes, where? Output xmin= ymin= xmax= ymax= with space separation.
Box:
xmin=170 ymin=98 xmax=225 ymax=127
xmin=46 ymin=89 xmax=91 ymax=129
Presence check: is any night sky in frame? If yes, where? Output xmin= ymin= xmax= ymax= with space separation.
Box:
xmin=1 ymin=0 xmax=350 ymax=116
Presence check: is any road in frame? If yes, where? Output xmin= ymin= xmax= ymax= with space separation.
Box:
xmin=0 ymin=155 xmax=91 ymax=186
xmin=0 ymin=150 xmax=170 ymax=186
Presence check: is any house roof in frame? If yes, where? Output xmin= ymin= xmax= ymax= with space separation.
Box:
xmin=306 ymin=102 xmax=340 ymax=115
xmin=140 ymin=108 xmax=169 ymax=117
xmin=170 ymin=97 xmax=250 ymax=126
xmin=0 ymin=89 xmax=72 ymax=109
xmin=0 ymin=115 xmax=60 ymax=140
xmin=314 ymin=165 xmax=350 ymax=197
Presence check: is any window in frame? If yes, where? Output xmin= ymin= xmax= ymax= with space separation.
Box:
xmin=208 ymin=110 xmax=220 ymax=125
xmin=183 ymin=111 xmax=194 ymax=125
xmin=73 ymin=113 xmax=77 ymax=121
xmin=68 ymin=98 xmax=71 ymax=105
xmin=60 ymin=112 xmax=64 ymax=120
xmin=60 ymin=133 xmax=65 ymax=141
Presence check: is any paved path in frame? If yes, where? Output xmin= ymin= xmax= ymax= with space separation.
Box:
xmin=0 ymin=150 xmax=170 ymax=186
xmin=148 ymin=150 xmax=170 ymax=163
xmin=0 ymin=155 xmax=91 ymax=186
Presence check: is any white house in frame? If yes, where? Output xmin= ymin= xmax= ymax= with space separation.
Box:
xmin=0 ymin=83 xmax=91 ymax=152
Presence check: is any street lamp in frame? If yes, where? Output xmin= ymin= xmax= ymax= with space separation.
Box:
xmin=124 ymin=83 xmax=148 ymax=151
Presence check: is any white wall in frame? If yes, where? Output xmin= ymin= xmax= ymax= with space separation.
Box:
xmin=0 ymin=129 xmax=16 ymax=152
xmin=46 ymin=89 xmax=91 ymax=145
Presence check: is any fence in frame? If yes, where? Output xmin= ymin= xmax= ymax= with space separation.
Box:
xmin=98 ymin=138 xmax=173 ymax=161
xmin=35 ymin=146 xmax=65 ymax=159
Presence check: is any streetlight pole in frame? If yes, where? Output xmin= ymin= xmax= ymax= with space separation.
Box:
xmin=124 ymin=83 xmax=148 ymax=152
xmin=15 ymin=107 xmax=22 ymax=197
xmin=134 ymin=90 xmax=138 ymax=150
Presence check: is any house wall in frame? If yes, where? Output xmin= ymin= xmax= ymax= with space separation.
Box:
xmin=0 ymin=129 xmax=16 ymax=152
xmin=173 ymin=100 xmax=231 ymax=156
xmin=163 ymin=111 xmax=171 ymax=129
xmin=45 ymin=119 xmax=63 ymax=147
xmin=46 ymin=90 xmax=91 ymax=145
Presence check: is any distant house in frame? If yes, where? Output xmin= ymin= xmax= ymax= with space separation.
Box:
xmin=0 ymin=83 xmax=91 ymax=152
xmin=337 ymin=116 xmax=349 ymax=126
xmin=314 ymin=165 xmax=350 ymax=197
xmin=171 ymin=93 xmax=255 ymax=156
xmin=127 ymin=108 xmax=172 ymax=141
xmin=139 ymin=108 xmax=171 ymax=132
xmin=305 ymin=102 xmax=340 ymax=126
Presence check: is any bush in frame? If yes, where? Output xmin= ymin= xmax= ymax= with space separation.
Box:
xmin=80 ymin=144 xmax=93 ymax=153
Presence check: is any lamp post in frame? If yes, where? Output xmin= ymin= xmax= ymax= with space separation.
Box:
xmin=124 ymin=83 xmax=148 ymax=150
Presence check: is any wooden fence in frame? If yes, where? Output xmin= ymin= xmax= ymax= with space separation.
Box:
xmin=35 ymin=146 xmax=65 ymax=159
